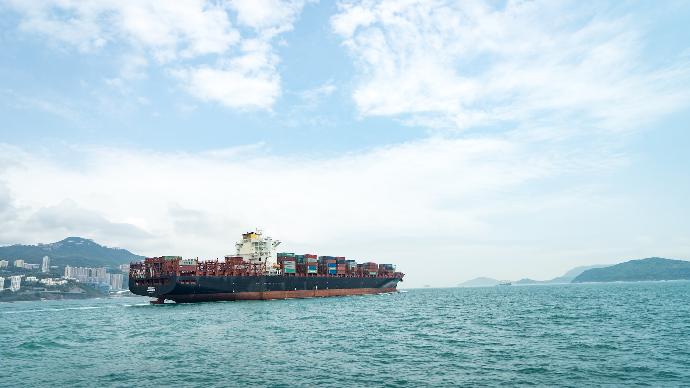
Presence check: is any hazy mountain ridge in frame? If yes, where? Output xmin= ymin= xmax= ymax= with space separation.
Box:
xmin=460 ymin=264 xmax=608 ymax=287
xmin=458 ymin=277 xmax=501 ymax=287
xmin=0 ymin=237 xmax=144 ymax=268
xmin=573 ymin=258 xmax=690 ymax=283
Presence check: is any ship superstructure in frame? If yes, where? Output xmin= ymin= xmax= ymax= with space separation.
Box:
xmin=234 ymin=230 xmax=281 ymax=273
xmin=129 ymin=230 xmax=404 ymax=303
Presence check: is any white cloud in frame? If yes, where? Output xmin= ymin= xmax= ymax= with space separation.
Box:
xmin=7 ymin=0 xmax=240 ymax=59
xmin=4 ymin=136 xmax=678 ymax=287
xmin=331 ymin=0 xmax=690 ymax=133
xmin=172 ymin=38 xmax=282 ymax=110
xmin=172 ymin=65 xmax=280 ymax=110
xmin=5 ymin=0 xmax=310 ymax=110
xmin=298 ymin=81 xmax=337 ymax=107
xmin=228 ymin=0 xmax=308 ymax=36
xmin=1 ymin=89 xmax=81 ymax=122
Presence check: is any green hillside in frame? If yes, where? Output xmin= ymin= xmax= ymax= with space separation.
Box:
xmin=0 ymin=237 xmax=144 ymax=268
xmin=573 ymin=257 xmax=690 ymax=283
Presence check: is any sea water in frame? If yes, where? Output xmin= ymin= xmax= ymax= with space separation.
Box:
xmin=1 ymin=282 xmax=690 ymax=386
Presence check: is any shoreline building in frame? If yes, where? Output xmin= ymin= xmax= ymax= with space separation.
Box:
xmin=109 ymin=273 xmax=125 ymax=290
xmin=14 ymin=259 xmax=25 ymax=268
xmin=0 ymin=276 xmax=4 ymax=291
xmin=0 ymin=260 xmax=8 ymax=268
xmin=42 ymin=256 xmax=50 ymax=273
xmin=9 ymin=275 xmax=21 ymax=292
xmin=64 ymin=266 xmax=109 ymax=284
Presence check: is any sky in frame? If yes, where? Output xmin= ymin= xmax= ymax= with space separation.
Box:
xmin=1 ymin=0 xmax=690 ymax=288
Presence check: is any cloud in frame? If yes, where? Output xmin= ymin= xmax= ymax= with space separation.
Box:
xmin=6 ymin=0 xmax=240 ymax=59
xmin=1 ymin=89 xmax=82 ymax=122
xmin=0 ymin=136 xmax=646 ymax=287
xmin=4 ymin=0 xmax=310 ymax=110
xmin=27 ymin=199 xmax=154 ymax=243
xmin=228 ymin=0 xmax=309 ymax=36
xmin=331 ymin=0 xmax=690 ymax=134
xmin=171 ymin=39 xmax=281 ymax=110
xmin=298 ymin=81 xmax=337 ymax=107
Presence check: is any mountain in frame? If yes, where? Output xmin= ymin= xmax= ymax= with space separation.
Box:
xmin=549 ymin=265 xmax=609 ymax=283
xmin=458 ymin=277 xmax=500 ymax=287
xmin=463 ymin=265 xmax=610 ymax=286
xmin=572 ymin=258 xmax=690 ymax=283
xmin=0 ymin=237 xmax=144 ymax=268
xmin=514 ymin=278 xmax=540 ymax=285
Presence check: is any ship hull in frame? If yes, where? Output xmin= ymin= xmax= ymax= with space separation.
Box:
xmin=129 ymin=275 xmax=401 ymax=303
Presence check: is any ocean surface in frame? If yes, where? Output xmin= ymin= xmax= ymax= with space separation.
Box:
xmin=2 ymin=282 xmax=690 ymax=387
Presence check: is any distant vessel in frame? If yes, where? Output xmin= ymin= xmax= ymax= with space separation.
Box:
xmin=498 ymin=280 xmax=512 ymax=286
xmin=129 ymin=230 xmax=404 ymax=303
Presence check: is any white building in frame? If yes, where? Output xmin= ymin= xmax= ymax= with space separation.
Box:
xmin=0 ymin=260 xmax=8 ymax=268
xmin=39 ymin=278 xmax=67 ymax=287
xmin=119 ymin=264 xmax=130 ymax=273
xmin=14 ymin=259 xmax=25 ymax=268
xmin=25 ymin=276 xmax=39 ymax=283
xmin=64 ymin=266 xmax=109 ymax=284
xmin=0 ymin=276 xmax=4 ymax=291
xmin=9 ymin=276 xmax=21 ymax=292
xmin=42 ymin=256 xmax=51 ymax=273
xmin=109 ymin=273 xmax=125 ymax=290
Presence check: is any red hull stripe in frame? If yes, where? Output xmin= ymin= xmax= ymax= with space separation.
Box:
xmin=166 ymin=287 xmax=398 ymax=302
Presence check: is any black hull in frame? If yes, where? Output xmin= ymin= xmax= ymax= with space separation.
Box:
xmin=129 ymin=275 xmax=401 ymax=302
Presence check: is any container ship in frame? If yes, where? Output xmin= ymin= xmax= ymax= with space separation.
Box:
xmin=129 ymin=230 xmax=404 ymax=303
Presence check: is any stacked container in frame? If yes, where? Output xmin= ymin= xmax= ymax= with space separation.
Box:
xmin=318 ymin=256 xmax=335 ymax=275
xmin=278 ymin=256 xmax=297 ymax=274
xmin=379 ymin=264 xmax=395 ymax=274
xmin=295 ymin=254 xmax=306 ymax=265
xmin=363 ymin=262 xmax=379 ymax=276
xmin=333 ymin=257 xmax=346 ymax=275
xmin=305 ymin=254 xmax=318 ymax=274
xmin=180 ymin=258 xmax=198 ymax=274
xmin=283 ymin=259 xmax=296 ymax=274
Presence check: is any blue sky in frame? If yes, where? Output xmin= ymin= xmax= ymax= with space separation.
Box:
xmin=0 ymin=1 xmax=419 ymax=152
xmin=1 ymin=0 xmax=689 ymax=287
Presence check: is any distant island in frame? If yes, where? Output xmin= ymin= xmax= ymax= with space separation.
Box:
xmin=573 ymin=257 xmax=690 ymax=283
xmin=0 ymin=237 xmax=143 ymax=302
xmin=459 ymin=264 xmax=608 ymax=287
xmin=460 ymin=257 xmax=690 ymax=287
